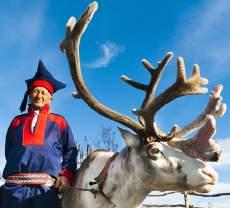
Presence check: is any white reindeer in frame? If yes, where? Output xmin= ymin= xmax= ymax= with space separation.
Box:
xmin=60 ymin=2 xmax=227 ymax=208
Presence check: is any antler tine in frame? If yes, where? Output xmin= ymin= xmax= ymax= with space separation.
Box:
xmin=121 ymin=52 xmax=173 ymax=104
xmin=72 ymin=92 xmax=82 ymax=99
xmin=140 ymin=57 xmax=209 ymax=140
xmin=60 ymin=2 xmax=144 ymax=136
xmin=141 ymin=58 xmax=155 ymax=73
xmin=121 ymin=75 xmax=148 ymax=91
xmin=174 ymin=84 xmax=227 ymax=138
xmin=141 ymin=52 xmax=173 ymax=109
xmin=121 ymin=53 xmax=173 ymax=129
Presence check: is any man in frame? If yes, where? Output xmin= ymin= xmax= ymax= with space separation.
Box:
xmin=0 ymin=60 xmax=77 ymax=208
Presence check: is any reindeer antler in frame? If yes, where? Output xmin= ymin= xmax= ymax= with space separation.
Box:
xmin=60 ymin=2 xmax=211 ymax=143
xmin=122 ymin=55 xmax=208 ymax=140
xmin=174 ymin=84 xmax=227 ymax=138
xmin=60 ymin=2 xmax=144 ymax=136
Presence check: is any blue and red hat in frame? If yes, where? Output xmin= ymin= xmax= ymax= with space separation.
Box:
xmin=20 ymin=60 xmax=66 ymax=112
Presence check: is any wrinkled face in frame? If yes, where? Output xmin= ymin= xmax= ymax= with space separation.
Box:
xmin=119 ymin=128 xmax=218 ymax=193
xmin=29 ymin=86 xmax=52 ymax=110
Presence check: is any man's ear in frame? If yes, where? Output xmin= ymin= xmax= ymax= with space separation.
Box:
xmin=118 ymin=127 xmax=140 ymax=147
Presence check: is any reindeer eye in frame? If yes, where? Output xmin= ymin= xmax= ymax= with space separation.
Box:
xmin=150 ymin=148 xmax=160 ymax=154
xmin=148 ymin=148 xmax=161 ymax=160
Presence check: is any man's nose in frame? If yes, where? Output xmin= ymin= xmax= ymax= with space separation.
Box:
xmin=36 ymin=92 xmax=42 ymax=98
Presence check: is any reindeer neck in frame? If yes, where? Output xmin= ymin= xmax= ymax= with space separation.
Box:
xmin=102 ymin=147 xmax=151 ymax=208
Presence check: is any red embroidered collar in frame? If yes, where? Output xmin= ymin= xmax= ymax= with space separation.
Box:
xmin=22 ymin=104 xmax=50 ymax=145
xmin=27 ymin=104 xmax=50 ymax=115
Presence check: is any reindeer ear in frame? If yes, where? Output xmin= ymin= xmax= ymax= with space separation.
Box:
xmin=118 ymin=127 xmax=141 ymax=147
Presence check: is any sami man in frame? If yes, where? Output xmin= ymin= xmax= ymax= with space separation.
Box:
xmin=0 ymin=60 xmax=77 ymax=208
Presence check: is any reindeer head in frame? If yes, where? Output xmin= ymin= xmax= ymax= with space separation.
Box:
xmin=119 ymin=127 xmax=217 ymax=193
xmin=60 ymin=1 xmax=227 ymax=193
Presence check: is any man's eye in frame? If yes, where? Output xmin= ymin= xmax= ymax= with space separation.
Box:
xmin=32 ymin=90 xmax=38 ymax=94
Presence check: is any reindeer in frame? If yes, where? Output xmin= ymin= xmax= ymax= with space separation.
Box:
xmin=60 ymin=2 xmax=227 ymax=208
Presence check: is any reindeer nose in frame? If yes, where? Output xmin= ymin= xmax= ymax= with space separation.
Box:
xmin=210 ymin=152 xmax=221 ymax=162
xmin=202 ymin=169 xmax=217 ymax=184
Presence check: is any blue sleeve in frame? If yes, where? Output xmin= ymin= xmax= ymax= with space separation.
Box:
xmin=61 ymin=122 xmax=77 ymax=174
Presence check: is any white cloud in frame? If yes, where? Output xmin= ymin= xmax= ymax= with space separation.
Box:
xmin=85 ymin=42 xmax=124 ymax=68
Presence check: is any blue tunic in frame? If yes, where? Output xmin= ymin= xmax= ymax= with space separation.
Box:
xmin=1 ymin=105 xmax=77 ymax=207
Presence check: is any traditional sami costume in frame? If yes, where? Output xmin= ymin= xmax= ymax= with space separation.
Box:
xmin=0 ymin=60 xmax=77 ymax=208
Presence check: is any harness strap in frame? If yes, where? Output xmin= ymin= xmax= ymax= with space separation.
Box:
xmin=67 ymin=186 xmax=116 ymax=207
xmin=93 ymin=152 xmax=118 ymax=190
xmin=67 ymin=153 xmax=118 ymax=207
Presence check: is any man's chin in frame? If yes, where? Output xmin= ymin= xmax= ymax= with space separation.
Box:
xmin=31 ymin=103 xmax=45 ymax=110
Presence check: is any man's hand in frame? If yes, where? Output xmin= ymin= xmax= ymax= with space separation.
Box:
xmin=55 ymin=175 xmax=70 ymax=193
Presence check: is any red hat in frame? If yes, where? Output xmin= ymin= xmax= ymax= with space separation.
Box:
xmin=29 ymin=80 xmax=54 ymax=95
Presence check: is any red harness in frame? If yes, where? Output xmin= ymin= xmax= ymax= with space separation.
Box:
xmin=90 ymin=152 xmax=118 ymax=190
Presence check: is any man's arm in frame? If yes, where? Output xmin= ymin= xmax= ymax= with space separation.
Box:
xmin=56 ymin=121 xmax=77 ymax=191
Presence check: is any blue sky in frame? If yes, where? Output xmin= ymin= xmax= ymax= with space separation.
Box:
xmin=0 ymin=0 xmax=229 ymax=206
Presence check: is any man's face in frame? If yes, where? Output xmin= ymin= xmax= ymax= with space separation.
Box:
xmin=29 ymin=86 xmax=52 ymax=110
